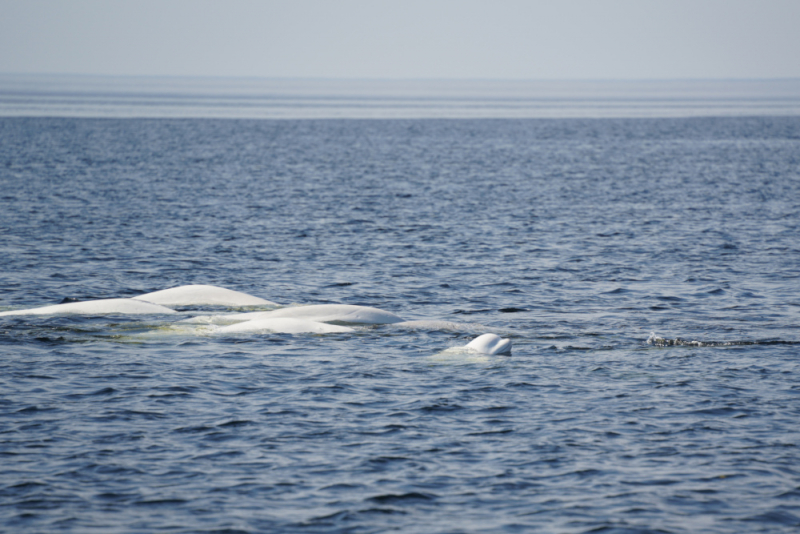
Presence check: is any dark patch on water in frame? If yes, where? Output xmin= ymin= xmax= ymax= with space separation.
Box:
xmin=367 ymin=492 xmax=436 ymax=504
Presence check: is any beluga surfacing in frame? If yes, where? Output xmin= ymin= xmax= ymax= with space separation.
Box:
xmin=133 ymin=284 xmax=279 ymax=308
xmin=427 ymin=334 xmax=513 ymax=364
xmin=465 ymin=333 xmax=512 ymax=355
xmin=216 ymin=317 xmax=355 ymax=335
xmin=184 ymin=304 xmax=406 ymax=326
xmin=0 ymin=284 xmax=275 ymax=317
xmin=0 ymin=284 xmax=514 ymax=354
xmin=0 ymin=298 xmax=177 ymax=317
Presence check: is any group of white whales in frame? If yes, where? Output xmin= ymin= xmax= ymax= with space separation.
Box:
xmin=0 ymin=284 xmax=512 ymax=355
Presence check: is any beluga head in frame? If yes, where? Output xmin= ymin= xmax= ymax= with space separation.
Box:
xmin=465 ymin=333 xmax=512 ymax=355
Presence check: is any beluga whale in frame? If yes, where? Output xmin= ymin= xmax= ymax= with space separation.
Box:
xmin=216 ymin=318 xmax=355 ymax=335
xmin=428 ymin=333 xmax=513 ymax=363
xmin=464 ymin=334 xmax=512 ymax=355
xmin=0 ymin=298 xmax=177 ymax=317
xmin=133 ymin=284 xmax=278 ymax=307
xmin=183 ymin=304 xmax=404 ymax=326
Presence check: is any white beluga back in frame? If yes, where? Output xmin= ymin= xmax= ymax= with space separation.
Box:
xmin=0 ymin=298 xmax=177 ymax=317
xmin=183 ymin=304 xmax=404 ymax=326
xmin=429 ymin=333 xmax=513 ymax=363
xmin=251 ymin=304 xmax=404 ymax=324
xmin=465 ymin=334 xmax=512 ymax=355
xmin=0 ymin=283 xmax=519 ymax=349
xmin=216 ymin=318 xmax=354 ymax=335
xmin=133 ymin=284 xmax=277 ymax=307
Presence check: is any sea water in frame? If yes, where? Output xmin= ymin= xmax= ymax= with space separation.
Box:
xmin=1 ymin=77 xmax=799 ymax=533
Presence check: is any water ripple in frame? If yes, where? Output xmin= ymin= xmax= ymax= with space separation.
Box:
xmin=1 ymin=117 xmax=799 ymax=533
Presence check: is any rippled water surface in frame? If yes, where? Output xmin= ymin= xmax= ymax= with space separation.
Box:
xmin=2 ymin=116 xmax=800 ymax=533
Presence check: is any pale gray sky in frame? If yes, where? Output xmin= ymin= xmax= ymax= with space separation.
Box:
xmin=1 ymin=0 xmax=799 ymax=80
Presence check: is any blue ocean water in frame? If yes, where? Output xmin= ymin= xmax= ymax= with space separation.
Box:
xmin=1 ymin=78 xmax=800 ymax=533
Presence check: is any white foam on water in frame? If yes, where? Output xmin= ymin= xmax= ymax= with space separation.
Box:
xmin=647 ymin=332 xmax=706 ymax=347
xmin=133 ymin=284 xmax=278 ymax=307
xmin=0 ymin=298 xmax=178 ymax=317
xmin=645 ymin=332 xmax=758 ymax=348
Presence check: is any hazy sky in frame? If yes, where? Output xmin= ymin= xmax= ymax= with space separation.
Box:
xmin=2 ymin=0 xmax=799 ymax=80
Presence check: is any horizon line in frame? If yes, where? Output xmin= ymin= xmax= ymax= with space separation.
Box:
xmin=2 ymin=72 xmax=800 ymax=84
